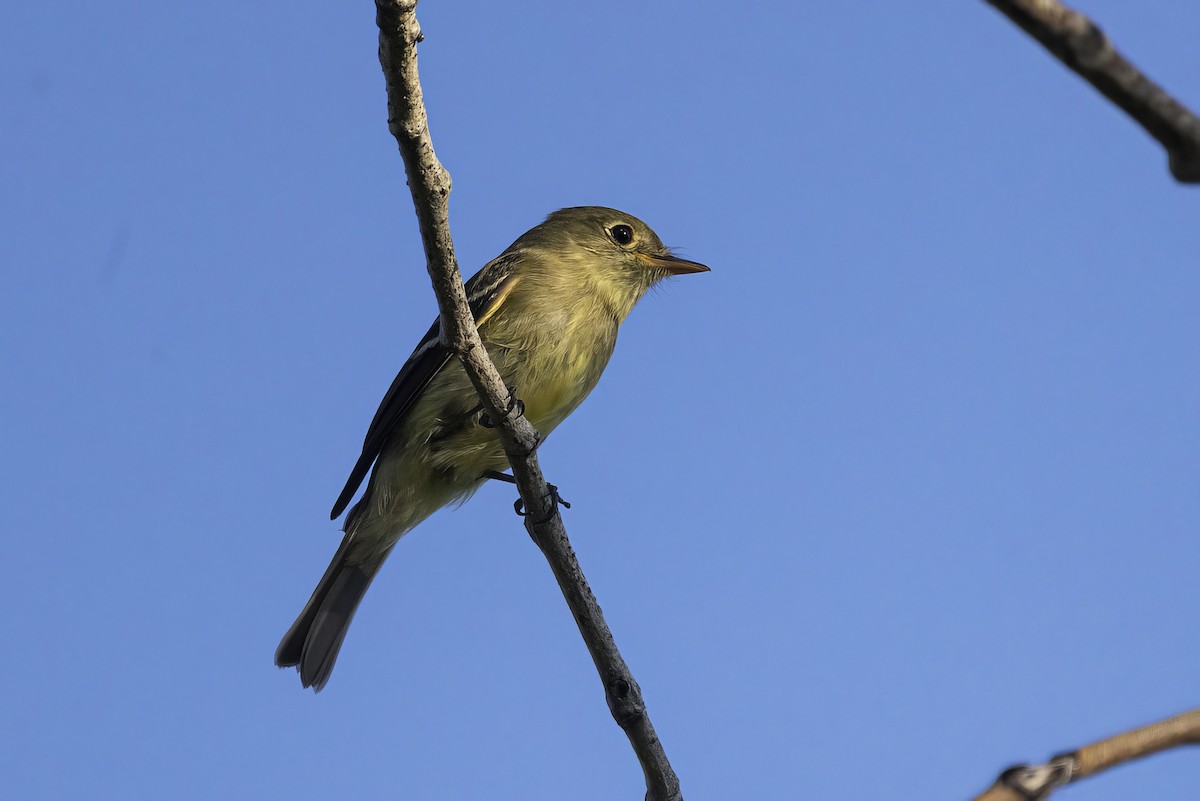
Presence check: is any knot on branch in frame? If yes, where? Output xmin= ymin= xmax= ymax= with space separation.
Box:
xmin=605 ymin=674 xmax=647 ymax=727
xmin=997 ymin=754 xmax=1075 ymax=800
xmin=1068 ymin=21 xmax=1112 ymax=71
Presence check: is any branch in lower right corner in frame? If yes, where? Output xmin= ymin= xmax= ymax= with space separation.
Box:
xmin=971 ymin=708 xmax=1200 ymax=801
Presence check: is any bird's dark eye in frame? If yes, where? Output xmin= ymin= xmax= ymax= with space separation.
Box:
xmin=609 ymin=224 xmax=634 ymax=245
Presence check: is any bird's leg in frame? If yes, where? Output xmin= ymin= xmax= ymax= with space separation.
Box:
xmin=480 ymin=469 xmax=569 ymax=516
xmin=514 ymin=483 xmax=571 ymax=518
xmin=478 ymin=386 xmax=524 ymax=428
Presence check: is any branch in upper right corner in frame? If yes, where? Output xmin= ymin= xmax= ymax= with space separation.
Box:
xmin=984 ymin=0 xmax=1200 ymax=184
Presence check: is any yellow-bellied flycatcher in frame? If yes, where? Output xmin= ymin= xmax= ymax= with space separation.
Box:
xmin=276 ymin=207 xmax=708 ymax=690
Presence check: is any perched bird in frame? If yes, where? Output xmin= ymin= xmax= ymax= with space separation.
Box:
xmin=275 ymin=206 xmax=708 ymax=690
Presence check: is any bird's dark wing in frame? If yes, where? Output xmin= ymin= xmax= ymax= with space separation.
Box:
xmin=329 ymin=254 xmax=524 ymax=520
xmin=329 ymin=319 xmax=449 ymax=520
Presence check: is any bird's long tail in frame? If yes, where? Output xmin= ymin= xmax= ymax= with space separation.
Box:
xmin=275 ymin=535 xmax=392 ymax=692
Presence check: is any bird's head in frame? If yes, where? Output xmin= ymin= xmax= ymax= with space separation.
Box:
xmin=512 ymin=206 xmax=708 ymax=320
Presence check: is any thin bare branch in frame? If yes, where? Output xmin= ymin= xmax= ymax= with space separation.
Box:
xmin=972 ymin=708 xmax=1200 ymax=800
xmin=1071 ymin=708 xmax=1200 ymax=778
xmin=372 ymin=2 xmax=681 ymax=798
xmin=984 ymin=0 xmax=1200 ymax=183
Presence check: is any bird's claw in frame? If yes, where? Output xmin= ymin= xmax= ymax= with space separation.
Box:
xmin=514 ymin=483 xmax=571 ymax=517
xmin=479 ymin=389 xmax=525 ymax=428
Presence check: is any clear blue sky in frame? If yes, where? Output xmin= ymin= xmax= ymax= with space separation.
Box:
xmin=3 ymin=2 xmax=1198 ymax=799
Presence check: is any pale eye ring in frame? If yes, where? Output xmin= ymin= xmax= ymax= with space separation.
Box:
xmin=609 ymin=224 xmax=634 ymax=245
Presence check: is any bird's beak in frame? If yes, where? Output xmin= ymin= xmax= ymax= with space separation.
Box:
xmin=637 ymin=252 xmax=710 ymax=275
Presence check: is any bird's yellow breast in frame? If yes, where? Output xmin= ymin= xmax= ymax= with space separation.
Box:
xmin=515 ymin=339 xmax=606 ymax=433
xmin=482 ymin=273 xmax=621 ymax=435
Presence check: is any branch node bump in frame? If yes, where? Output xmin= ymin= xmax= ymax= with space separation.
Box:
xmin=997 ymin=756 xmax=1074 ymax=799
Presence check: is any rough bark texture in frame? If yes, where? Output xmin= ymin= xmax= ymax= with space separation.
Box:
xmin=373 ymin=2 xmax=681 ymax=799
xmin=985 ymin=0 xmax=1200 ymax=183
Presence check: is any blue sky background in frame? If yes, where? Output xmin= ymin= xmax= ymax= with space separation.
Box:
xmin=3 ymin=1 xmax=1198 ymax=798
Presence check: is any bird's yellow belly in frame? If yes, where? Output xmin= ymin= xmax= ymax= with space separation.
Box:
xmin=520 ymin=368 xmax=583 ymax=431
xmin=513 ymin=336 xmax=609 ymax=434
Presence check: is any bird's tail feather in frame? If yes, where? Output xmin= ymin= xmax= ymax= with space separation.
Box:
xmin=275 ymin=536 xmax=391 ymax=692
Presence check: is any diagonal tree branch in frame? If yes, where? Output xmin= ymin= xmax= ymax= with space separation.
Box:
xmin=983 ymin=0 xmax=1200 ymax=184
xmin=972 ymin=708 xmax=1200 ymax=800
xmin=373 ymin=2 xmax=681 ymax=799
